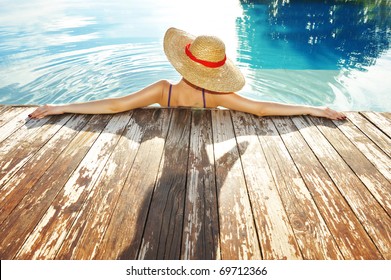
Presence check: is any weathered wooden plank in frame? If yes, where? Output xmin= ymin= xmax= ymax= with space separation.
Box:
xmin=0 ymin=114 xmax=89 ymax=224
xmin=253 ymin=116 xmax=343 ymax=260
xmin=0 ymin=114 xmax=112 ymax=259
xmin=56 ymin=109 xmax=170 ymax=260
xmin=0 ymin=116 xmax=50 ymax=168
xmin=137 ymin=109 xmax=191 ymax=260
xmin=332 ymin=118 xmax=391 ymax=182
xmin=292 ymin=116 xmax=391 ymax=259
xmin=0 ymin=106 xmax=12 ymax=122
xmin=0 ymin=115 xmax=72 ymax=189
xmin=1 ymin=107 xmax=389 ymax=261
xmin=212 ymin=110 xmax=261 ymax=260
xmin=181 ymin=110 xmax=220 ymax=260
xmin=361 ymin=111 xmax=391 ymax=138
xmin=0 ymin=107 xmax=36 ymax=143
xmin=0 ymin=105 xmax=9 ymax=114
xmin=273 ymin=116 xmax=382 ymax=259
xmin=311 ymin=117 xmax=391 ymax=216
xmin=346 ymin=112 xmax=391 ymax=157
xmin=231 ymin=112 xmax=302 ymax=260
xmin=54 ymin=110 xmax=139 ymax=259
xmin=0 ymin=107 xmax=25 ymax=128
xmin=15 ymin=112 xmax=132 ymax=259
xmin=94 ymin=109 xmax=171 ymax=260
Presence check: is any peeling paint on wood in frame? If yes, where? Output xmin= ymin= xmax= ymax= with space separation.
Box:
xmin=182 ymin=110 xmax=220 ymax=260
xmin=0 ymin=107 xmax=36 ymax=143
xmin=232 ymin=111 xmax=302 ymax=260
xmin=138 ymin=109 xmax=191 ymax=260
xmin=253 ymin=116 xmax=343 ymax=260
xmin=0 ymin=114 xmax=112 ymax=259
xmin=0 ymin=115 xmax=89 ymax=224
xmin=96 ymin=109 xmax=171 ymax=260
xmin=361 ymin=111 xmax=391 ymax=138
xmin=311 ymin=116 xmax=391 ymax=216
xmin=212 ymin=110 xmax=261 ymax=260
xmin=273 ymin=116 xmax=382 ymax=259
xmin=333 ymin=116 xmax=391 ymax=182
xmin=15 ymin=112 xmax=131 ymax=259
xmin=0 ymin=108 xmax=390 ymax=260
xmin=347 ymin=112 xmax=391 ymax=157
xmin=293 ymin=115 xmax=391 ymax=259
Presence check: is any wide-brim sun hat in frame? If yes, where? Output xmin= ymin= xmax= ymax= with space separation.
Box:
xmin=163 ymin=27 xmax=245 ymax=93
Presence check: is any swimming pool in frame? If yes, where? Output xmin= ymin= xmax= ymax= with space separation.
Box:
xmin=0 ymin=0 xmax=390 ymax=111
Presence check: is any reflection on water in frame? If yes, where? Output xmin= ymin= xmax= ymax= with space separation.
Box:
xmin=238 ymin=0 xmax=390 ymax=70
xmin=0 ymin=0 xmax=179 ymax=104
xmin=1 ymin=43 xmax=176 ymax=105
xmin=0 ymin=0 xmax=239 ymax=105
xmin=0 ymin=0 xmax=390 ymax=111
xmin=237 ymin=0 xmax=391 ymax=110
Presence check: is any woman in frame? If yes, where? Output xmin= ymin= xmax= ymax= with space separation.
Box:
xmin=29 ymin=27 xmax=346 ymax=120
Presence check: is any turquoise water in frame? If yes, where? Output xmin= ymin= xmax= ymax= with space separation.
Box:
xmin=0 ymin=0 xmax=390 ymax=111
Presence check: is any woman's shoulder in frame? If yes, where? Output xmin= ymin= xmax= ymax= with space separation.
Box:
xmin=211 ymin=91 xmax=240 ymax=105
xmin=158 ymin=79 xmax=173 ymax=86
xmin=148 ymin=79 xmax=170 ymax=89
xmin=138 ymin=80 xmax=171 ymax=96
xmin=155 ymin=80 xmax=172 ymax=95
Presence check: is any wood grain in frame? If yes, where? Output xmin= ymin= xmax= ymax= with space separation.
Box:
xmin=0 ymin=107 xmax=36 ymax=143
xmin=15 ymin=112 xmax=132 ymax=259
xmin=0 ymin=115 xmax=71 ymax=189
xmin=0 ymin=107 xmax=389 ymax=260
xmin=231 ymin=111 xmax=302 ymax=260
xmin=293 ymin=116 xmax=391 ymax=259
xmin=311 ymin=116 xmax=391 ymax=216
xmin=181 ymin=110 xmax=220 ymax=260
xmin=138 ymin=109 xmax=191 ymax=260
xmin=273 ymin=116 xmax=382 ymax=259
xmin=0 ymin=114 xmax=112 ymax=259
xmin=361 ymin=111 xmax=391 ymax=138
xmin=346 ymin=112 xmax=391 ymax=157
xmin=212 ymin=110 xmax=261 ymax=260
xmin=0 ymin=115 xmax=88 ymax=224
xmin=332 ymin=116 xmax=391 ymax=182
xmin=92 ymin=109 xmax=171 ymax=260
xmin=253 ymin=116 xmax=343 ymax=260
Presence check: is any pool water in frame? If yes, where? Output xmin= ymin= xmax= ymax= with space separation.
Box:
xmin=0 ymin=0 xmax=390 ymax=111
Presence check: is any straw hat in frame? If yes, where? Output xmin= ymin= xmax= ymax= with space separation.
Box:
xmin=163 ymin=27 xmax=245 ymax=93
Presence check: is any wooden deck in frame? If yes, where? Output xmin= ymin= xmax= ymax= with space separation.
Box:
xmin=0 ymin=106 xmax=390 ymax=260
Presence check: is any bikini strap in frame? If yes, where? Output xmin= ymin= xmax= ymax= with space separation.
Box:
xmin=202 ymin=88 xmax=206 ymax=108
xmin=168 ymin=84 xmax=172 ymax=107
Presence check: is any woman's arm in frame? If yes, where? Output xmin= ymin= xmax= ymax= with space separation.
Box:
xmin=29 ymin=80 xmax=167 ymax=119
xmin=215 ymin=92 xmax=346 ymax=120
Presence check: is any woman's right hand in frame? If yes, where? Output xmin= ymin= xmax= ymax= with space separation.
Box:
xmin=28 ymin=104 xmax=65 ymax=119
xmin=310 ymin=106 xmax=347 ymax=120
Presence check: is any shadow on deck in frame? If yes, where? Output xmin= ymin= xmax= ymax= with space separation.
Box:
xmin=0 ymin=106 xmax=390 ymax=260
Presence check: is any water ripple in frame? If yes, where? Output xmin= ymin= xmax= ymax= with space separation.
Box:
xmin=0 ymin=42 xmax=179 ymax=105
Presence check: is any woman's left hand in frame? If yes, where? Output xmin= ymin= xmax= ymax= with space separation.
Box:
xmin=28 ymin=104 xmax=65 ymax=119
